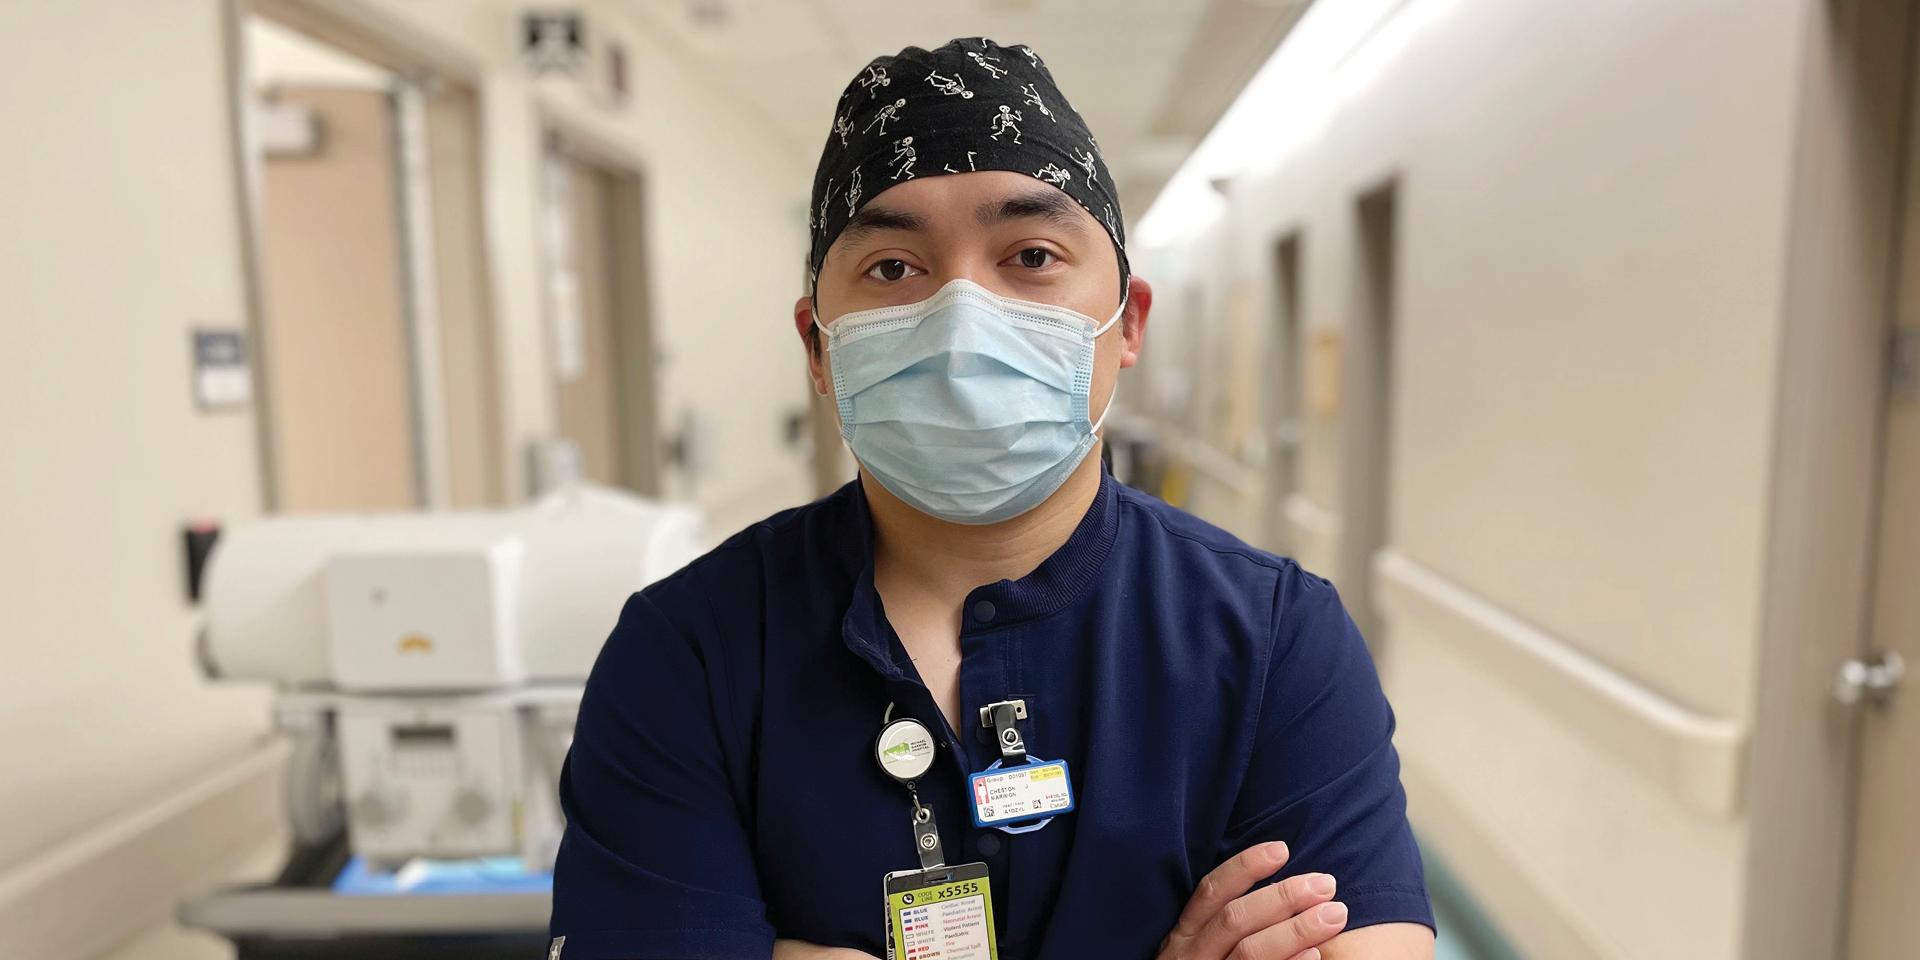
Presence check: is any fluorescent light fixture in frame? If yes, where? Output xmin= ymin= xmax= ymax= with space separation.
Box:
xmin=1134 ymin=0 xmax=1460 ymax=248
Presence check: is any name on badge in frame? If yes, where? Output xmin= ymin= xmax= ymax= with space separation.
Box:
xmin=967 ymin=759 xmax=1074 ymax=827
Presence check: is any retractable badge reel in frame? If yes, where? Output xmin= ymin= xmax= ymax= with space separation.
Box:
xmin=969 ymin=699 xmax=1076 ymax=834
xmin=874 ymin=706 xmax=998 ymax=960
xmin=874 ymin=711 xmax=944 ymax=869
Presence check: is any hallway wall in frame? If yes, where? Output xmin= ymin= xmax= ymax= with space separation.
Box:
xmin=353 ymin=0 xmax=820 ymax=531
xmin=0 ymin=0 xmax=277 ymax=876
xmin=0 ymin=0 xmax=817 ymax=948
xmin=1126 ymin=0 xmax=1811 ymax=956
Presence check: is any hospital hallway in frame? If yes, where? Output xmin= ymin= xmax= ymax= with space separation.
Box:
xmin=2 ymin=1 xmax=1917 ymax=959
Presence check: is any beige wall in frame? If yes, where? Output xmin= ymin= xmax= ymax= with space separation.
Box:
xmin=0 ymin=0 xmax=276 ymax=871
xmin=363 ymin=0 xmax=818 ymax=533
xmin=0 ymin=0 xmax=818 ymax=949
xmin=1127 ymin=0 xmax=1812 ymax=957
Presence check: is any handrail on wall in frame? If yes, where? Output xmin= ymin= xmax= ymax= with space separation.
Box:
xmin=1373 ymin=549 xmax=1749 ymax=817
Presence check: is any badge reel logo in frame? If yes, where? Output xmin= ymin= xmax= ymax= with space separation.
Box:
xmin=875 ymin=718 xmax=936 ymax=782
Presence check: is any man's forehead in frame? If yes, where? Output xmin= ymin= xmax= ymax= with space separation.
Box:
xmin=833 ymin=180 xmax=1095 ymax=252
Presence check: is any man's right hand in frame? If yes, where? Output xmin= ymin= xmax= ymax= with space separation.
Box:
xmin=1155 ymin=841 xmax=1348 ymax=960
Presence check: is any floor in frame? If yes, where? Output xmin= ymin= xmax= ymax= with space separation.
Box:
xmin=1435 ymin=895 xmax=1497 ymax=960
xmin=1423 ymin=834 xmax=1525 ymax=960
xmin=93 ymin=835 xmax=286 ymax=960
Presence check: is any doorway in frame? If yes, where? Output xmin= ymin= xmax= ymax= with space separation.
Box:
xmin=538 ymin=134 xmax=662 ymax=496
xmin=1843 ymin=9 xmax=1920 ymax=951
xmin=237 ymin=9 xmax=502 ymax=512
xmin=1267 ymin=232 xmax=1305 ymax=553
xmin=1340 ymin=181 xmax=1399 ymax=646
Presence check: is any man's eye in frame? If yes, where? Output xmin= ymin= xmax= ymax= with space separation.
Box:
xmin=865 ymin=259 xmax=919 ymax=282
xmin=1016 ymin=248 xmax=1056 ymax=269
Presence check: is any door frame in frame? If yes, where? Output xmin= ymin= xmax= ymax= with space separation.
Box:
xmin=1264 ymin=228 xmax=1306 ymax=554
xmin=1743 ymin=1 xmax=1917 ymax=957
xmin=1336 ymin=177 xmax=1400 ymax=648
xmin=536 ymin=93 xmax=665 ymax=497
xmin=220 ymin=0 xmax=491 ymax=510
xmin=1841 ymin=0 xmax=1920 ymax=952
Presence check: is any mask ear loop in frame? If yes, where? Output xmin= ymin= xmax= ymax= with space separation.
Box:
xmin=1087 ymin=291 xmax=1128 ymax=433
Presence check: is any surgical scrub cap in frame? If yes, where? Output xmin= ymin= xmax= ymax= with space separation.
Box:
xmin=806 ymin=37 xmax=1129 ymax=301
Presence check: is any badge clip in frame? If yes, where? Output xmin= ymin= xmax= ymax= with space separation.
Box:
xmin=911 ymin=796 xmax=945 ymax=870
xmin=978 ymin=699 xmax=1027 ymax=765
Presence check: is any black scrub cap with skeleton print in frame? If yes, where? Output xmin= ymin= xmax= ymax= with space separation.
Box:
xmin=806 ymin=37 xmax=1128 ymax=304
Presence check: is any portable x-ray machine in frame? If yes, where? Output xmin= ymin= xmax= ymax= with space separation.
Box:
xmin=178 ymin=483 xmax=704 ymax=958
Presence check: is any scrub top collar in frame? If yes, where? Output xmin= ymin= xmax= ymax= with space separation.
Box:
xmin=835 ymin=460 xmax=1121 ymax=682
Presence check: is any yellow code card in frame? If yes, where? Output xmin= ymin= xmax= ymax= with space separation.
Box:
xmin=883 ymin=862 xmax=997 ymax=960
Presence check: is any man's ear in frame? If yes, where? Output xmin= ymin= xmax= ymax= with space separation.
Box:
xmin=793 ymin=295 xmax=830 ymax=395
xmin=1118 ymin=275 xmax=1152 ymax=370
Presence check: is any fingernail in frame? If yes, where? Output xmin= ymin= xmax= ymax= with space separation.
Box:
xmin=1301 ymin=951 xmax=1320 ymax=960
xmin=1318 ymin=901 xmax=1348 ymax=924
xmin=1268 ymin=841 xmax=1289 ymax=861
xmin=1308 ymin=873 xmax=1335 ymax=896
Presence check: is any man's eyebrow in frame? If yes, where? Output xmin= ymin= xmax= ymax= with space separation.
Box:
xmin=837 ymin=205 xmax=928 ymax=248
xmin=977 ymin=189 xmax=1090 ymax=236
xmin=836 ymin=189 xmax=1090 ymax=250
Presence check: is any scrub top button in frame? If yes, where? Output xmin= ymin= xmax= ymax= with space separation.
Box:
xmin=971 ymin=599 xmax=997 ymax=623
xmin=976 ymin=832 xmax=1002 ymax=857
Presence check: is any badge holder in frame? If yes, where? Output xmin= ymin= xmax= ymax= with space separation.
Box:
xmin=968 ymin=699 xmax=1075 ymax=834
xmin=875 ymin=705 xmax=998 ymax=960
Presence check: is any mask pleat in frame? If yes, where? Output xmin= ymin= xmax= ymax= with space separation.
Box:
xmin=828 ymin=278 xmax=1110 ymax=522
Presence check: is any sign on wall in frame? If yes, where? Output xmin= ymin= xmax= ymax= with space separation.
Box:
xmin=192 ymin=328 xmax=253 ymax=410
xmin=521 ymin=11 xmax=588 ymax=76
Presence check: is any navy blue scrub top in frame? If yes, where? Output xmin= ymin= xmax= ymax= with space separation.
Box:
xmin=550 ymin=466 xmax=1434 ymax=958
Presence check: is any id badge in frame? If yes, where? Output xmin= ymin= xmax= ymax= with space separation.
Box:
xmin=883 ymin=862 xmax=998 ymax=960
xmin=967 ymin=758 xmax=1075 ymax=829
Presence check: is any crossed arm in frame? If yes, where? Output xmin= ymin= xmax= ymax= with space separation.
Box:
xmin=555 ymin=572 xmax=1435 ymax=959
xmin=774 ymin=841 xmax=1434 ymax=960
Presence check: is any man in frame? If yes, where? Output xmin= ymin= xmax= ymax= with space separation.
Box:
xmin=549 ymin=38 xmax=1436 ymax=960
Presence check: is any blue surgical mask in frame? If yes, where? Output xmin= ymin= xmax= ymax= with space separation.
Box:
xmin=824 ymin=278 xmax=1125 ymax=524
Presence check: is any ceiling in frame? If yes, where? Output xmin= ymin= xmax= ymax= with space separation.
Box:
xmin=620 ymin=0 xmax=1313 ymax=229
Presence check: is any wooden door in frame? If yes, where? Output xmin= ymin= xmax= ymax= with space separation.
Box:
xmin=257 ymin=85 xmax=417 ymax=511
xmin=1845 ymin=11 xmax=1920 ymax=951
xmin=551 ymin=156 xmax=628 ymax=487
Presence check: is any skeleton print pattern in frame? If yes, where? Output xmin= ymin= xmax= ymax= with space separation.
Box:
xmin=889 ymin=136 xmax=916 ymax=180
xmin=807 ymin=38 xmax=1127 ymax=295
xmin=967 ymin=51 xmax=1008 ymax=79
xmin=1034 ymin=162 xmax=1071 ymax=187
xmin=925 ymin=70 xmax=974 ymax=99
xmin=1020 ymin=83 xmax=1055 ymax=123
xmin=941 ymin=150 xmax=978 ymax=174
xmin=864 ymin=98 xmax=906 ymax=135
xmin=1071 ymin=147 xmax=1098 ymax=188
xmin=857 ymin=65 xmax=891 ymax=97
xmin=991 ymin=105 xmax=1023 ymax=144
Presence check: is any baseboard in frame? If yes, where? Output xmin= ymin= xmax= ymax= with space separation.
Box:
xmin=1401 ymin=756 xmax=1617 ymax=960
xmin=0 ymin=738 xmax=288 ymax=960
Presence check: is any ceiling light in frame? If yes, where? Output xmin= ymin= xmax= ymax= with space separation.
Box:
xmin=1135 ymin=0 xmax=1460 ymax=247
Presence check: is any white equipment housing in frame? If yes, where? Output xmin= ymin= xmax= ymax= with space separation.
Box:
xmin=199 ymin=484 xmax=704 ymax=870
